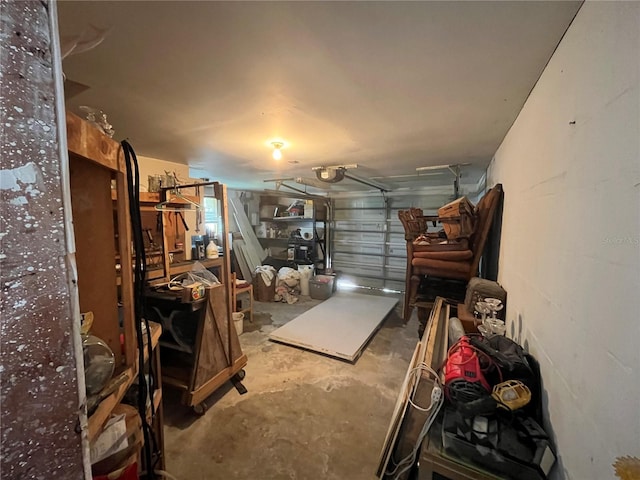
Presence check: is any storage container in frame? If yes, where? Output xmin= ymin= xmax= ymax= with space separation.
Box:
xmin=438 ymin=196 xmax=476 ymax=239
xmin=254 ymin=272 xmax=276 ymax=302
xmin=232 ymin=312 xmax=244 ymax=335
xmin=309 ymin=275 xmax=335 ymax=300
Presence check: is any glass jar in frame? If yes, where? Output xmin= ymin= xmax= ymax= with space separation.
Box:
xmin=82 ymin=334 xmax=115 ymax=395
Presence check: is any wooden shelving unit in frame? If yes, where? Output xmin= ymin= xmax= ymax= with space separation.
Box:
xmin=144 ymin=182 xmax=248 ymax=414
xmin=113 ymin=187 xmax=202 ymax=282
xmin=66 ymin=112 xmax=164 ymax=470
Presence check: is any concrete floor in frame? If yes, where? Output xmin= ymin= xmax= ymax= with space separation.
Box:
xmin=162 ymin=290 xmax=419 ymax=480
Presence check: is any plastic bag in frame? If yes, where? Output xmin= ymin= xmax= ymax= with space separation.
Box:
xmin=277 ymin=267 xmax=300 ymax=288
xmin=169 ymin=262 xmax=219 ymax=288
xmin=189 ymin=261 xmax=220 ymax=285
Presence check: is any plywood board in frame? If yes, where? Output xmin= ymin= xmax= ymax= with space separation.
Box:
xmin=193 ymin=285 xmax=232 ymax=390
xmin=194 ymin=284 xmax=244 ymax=390
xmin=376 ymin=343 xmax=421 ymax=477
xmin=269 ymin=292 xmax=398 ymax=362
xmin=380 ymin=297 xmax=450 ymax=480
xmin=232 ymin=239 xmax=253 ymax=283
xmin=377 ymin=297 xmax=447 ymax=478
xmin=229 ymin=196 xmax=266 ymax=267
xmin=69 ymin=156 xmax=122 ymax=366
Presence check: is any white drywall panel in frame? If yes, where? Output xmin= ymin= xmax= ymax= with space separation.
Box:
xmin=487 ymin=3 xmax=640 ymax=479
xmin=269 ymin=292 xmax=398 ymax=361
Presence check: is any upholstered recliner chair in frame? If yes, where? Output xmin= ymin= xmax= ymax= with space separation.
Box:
xmin=399 ymin=184 xmax=503 ymax=321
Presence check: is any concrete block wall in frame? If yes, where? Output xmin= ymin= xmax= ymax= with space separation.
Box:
xmin=487 ymin=2 xmax=640 ymax=479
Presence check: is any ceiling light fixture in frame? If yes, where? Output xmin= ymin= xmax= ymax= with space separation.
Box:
xmin=271 ymin=141 xmax=284 ymax=160
xmin=311 ymin=164 xmax=390 ymax=192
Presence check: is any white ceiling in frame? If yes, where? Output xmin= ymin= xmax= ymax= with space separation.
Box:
xmin=57 ymin=1 xmax=581 ymax=193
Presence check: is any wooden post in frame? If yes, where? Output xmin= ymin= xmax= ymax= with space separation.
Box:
xmin=0 ymin=1 xmax=86 ymax=478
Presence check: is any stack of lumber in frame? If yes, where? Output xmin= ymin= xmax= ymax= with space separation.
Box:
xmin=229 ymin=196 xmax=267 ymax=282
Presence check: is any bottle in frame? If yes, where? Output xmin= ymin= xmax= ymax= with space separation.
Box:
xmin=206 ymin=240 xmax=218 ymax=259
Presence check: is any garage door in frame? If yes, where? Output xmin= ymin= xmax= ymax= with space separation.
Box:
xmin=330 ymin=192 xmax=453 ymax=292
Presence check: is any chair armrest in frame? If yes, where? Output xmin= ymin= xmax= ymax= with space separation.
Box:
xmin=418 ymin=215 xmax=464 ymax=225
xmin=419 ymin=215 xmax=437 ymax=227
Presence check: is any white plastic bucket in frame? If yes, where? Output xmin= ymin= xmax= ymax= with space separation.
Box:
xmin=297 ymin=264 xmax=314 ymax=296
xmin=232 ymin=312 xmax=244 ymax=335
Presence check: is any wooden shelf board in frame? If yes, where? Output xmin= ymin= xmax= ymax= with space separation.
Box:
xmin=169 ymin=257 xmax=223 ymax=275
xmin=143 ymin=322 xmax=162 ymax=363
xmin=140 ymin=192 xmax=160 ymax=203
xmin=87 ymin=365 xmax=136 ymax=442
xmin=146 ymin=269 xmax=166 ymax=281
xmin=110 ymin=190 xmax=199 ymax=205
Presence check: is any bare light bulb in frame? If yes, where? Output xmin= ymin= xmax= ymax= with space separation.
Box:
xmin=270 ymin=141 xmax=284 ymax=160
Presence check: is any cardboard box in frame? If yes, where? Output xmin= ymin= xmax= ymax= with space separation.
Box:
xmin=438 ymin=196 xmax=476 ymax=239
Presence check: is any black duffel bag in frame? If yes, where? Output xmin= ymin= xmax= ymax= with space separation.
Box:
xmin=469 ymin=335 xmax=542 ymax=421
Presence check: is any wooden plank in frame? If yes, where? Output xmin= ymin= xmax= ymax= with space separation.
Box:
xmin=140 ymin=192 xmax=160 ymax=203
xmin=377 ymin=343 xmax=422 ymax=477
xmin=69 ymin=156 xmax=123 ymax=366
xmin=114 ymin=165 xmax=136 ymax=366
xmin=111 ymin=191 xmax=198 ymax=205
xmin=66 ymin=112 xmax=120 ymax=171
xmin=423 ymin=301 xmax=443 ymax=371
xmin=231 ymin=223 xmax=262 ymax=271
xmin=239 ymin=243 xmax=258 ymax=281
xmin=229 ymin=195 xmax=267 ymax=267
xmin=193 ymin=284 xmax=234 ymax=388
xmin=269 ymin=293 xmax=398 ymax=362
xmin=377 ymin=297 xmax=446 ymax=479
xmin=87 ymin=365 xmax=136 ymax=442
xmin=431 ymin=304 xmax=451 ymax=371
xmin=150 ymin=329 xmax=165 ymax=471
xmin=233 ymin=240 xmax=253 ymax=283
xmin=388 ymin=299 xmax=444 ymax=473
xmin=218 ymin=184 xmax=234 ymax=324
